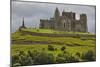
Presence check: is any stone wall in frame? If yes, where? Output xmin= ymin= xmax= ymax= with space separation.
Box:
xmin=20 ymin=30 xmax=95 ymax=38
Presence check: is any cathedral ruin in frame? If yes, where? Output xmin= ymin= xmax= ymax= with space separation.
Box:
xmin=40 ymin=8 xmax=88 ymax=32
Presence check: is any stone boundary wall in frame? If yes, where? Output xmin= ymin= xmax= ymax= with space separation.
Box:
xmin=21 ymin=30 xmax=95 ymax=38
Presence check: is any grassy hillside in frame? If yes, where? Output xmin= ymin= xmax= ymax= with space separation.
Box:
xmin=11 ymin=28 xmax=96 ymax=66
xmin=12 ymin=28 xmax=95 ymax=46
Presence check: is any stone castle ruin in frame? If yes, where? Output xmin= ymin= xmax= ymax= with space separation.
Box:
xmin=40 ymin=8 xmax=88 ymax=32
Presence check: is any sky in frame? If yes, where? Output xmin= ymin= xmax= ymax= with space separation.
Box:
xmin=11 ymin=1 xmax=96 ymax=34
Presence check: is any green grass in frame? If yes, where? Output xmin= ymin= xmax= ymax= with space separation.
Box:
xmin=11 ymin=28 xmax=96 ymax=63
xmin=12 ymin=33 xmax=95 ymax=47
xmin=11 ymin=44 xmax=95 ymax=57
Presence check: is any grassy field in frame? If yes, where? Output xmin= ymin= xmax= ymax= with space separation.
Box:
xmin=11 ymin=28 xmax=96 ymax=66
xmin=12 ymin=29 xmax=95 ymax=46
xmin=12 ymin=44 xmax=95 ymax=56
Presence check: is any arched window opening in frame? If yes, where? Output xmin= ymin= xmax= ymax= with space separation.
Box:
xmin=64 ymin=23 xmax=66 ymax=28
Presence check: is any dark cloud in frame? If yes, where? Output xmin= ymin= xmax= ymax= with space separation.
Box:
xmin=11 ymin=1 xmax=96 ymax=34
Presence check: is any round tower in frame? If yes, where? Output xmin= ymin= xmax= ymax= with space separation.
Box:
xmin=80 ymin=14 xmax=87 ymax=32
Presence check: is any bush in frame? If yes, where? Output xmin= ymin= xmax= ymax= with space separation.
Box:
xmin=37 ymin=29 xmax=39 ymax=32
xmin=56 ymin=53 xmax=66 ymax=63
xmin=12 ymin=55 xmax=20 ymax=66
xmin=82 ymin=50 xmax=95 ymax=61
xmin=12 ymin=49 xmax=82 ymax=66
xmin=46 ymin=53 xmax=55 ymax=64
xmin=55 ymin=51 xmax=80 ymax=63
xmin=19 ymin=51 xmax=25 ymax=56
xmin=55 ymin=48 xmax=57 ymax=51
xmin=61 ymin=46 xmax=66 ymax=51
xmin=28 ymin=50 xmax=39 ymax=60
xmin=18 ymin=54 xmax=29 ymax=66
xmin=12 ymin=50 xmax=55 ymax=66
xmin=56 ymin=57 xmax=66 ymax=63
xmin=42 ymin=48 xmax=45 ymax=51
xmin=33 ymin=51 xmax=55 ymax=64
xmin=66 ymin=56 xmax=80 ymax=63
xmin=76 ymin=52 xmax=81 ymax=57
xmin=12 ymin=51 xmax=34 ymax=66
xmin=48 ymin=45 xmax=55 ymax=51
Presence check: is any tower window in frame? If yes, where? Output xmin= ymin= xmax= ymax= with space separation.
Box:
xmin=64 ymin=23 xmax=66 ymax=28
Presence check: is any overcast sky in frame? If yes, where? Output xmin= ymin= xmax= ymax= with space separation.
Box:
xmin=11 ymin=1 xmax=96 ymax=34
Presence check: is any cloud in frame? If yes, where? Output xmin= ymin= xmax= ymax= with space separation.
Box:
xmin=11 ymin=1 xmax=96 ymax=34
